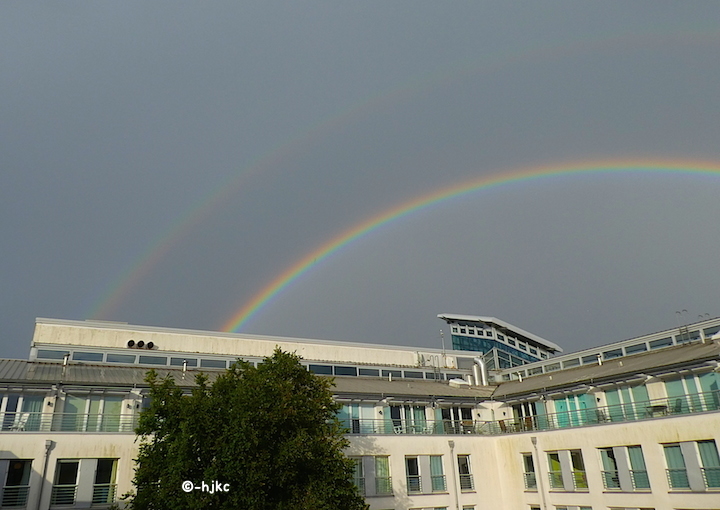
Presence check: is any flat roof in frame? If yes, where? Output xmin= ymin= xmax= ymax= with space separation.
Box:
xmin=437 ymin=314 xmax=563 ymax=353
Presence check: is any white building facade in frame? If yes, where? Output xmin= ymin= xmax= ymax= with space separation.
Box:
xmin=0 ymin=317 xmax=719 ymax=510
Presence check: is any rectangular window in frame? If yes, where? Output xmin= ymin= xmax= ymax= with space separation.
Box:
xmin=547 ymin=452 xmax=563 ymax=489
xmin=170 ymin=357 xmax=198 ymax=367
xmin=51 ymin=460 xmax=79 ymax=506
xmin=697 ymin=440 xmax=720 ymax=489
xmin=624 ymin=343 xmax=647 ymax=354
xmin=358 ymin=368 xmax=379 ymax=376
xmin=600 ymin=448 xmax=620 ymax=489
xmin=375 ymin=456 xmax=392 ymax=495
xmin=36 ymin=349 xmax=69 ymax=360
xmin=582 ymin=354 xmax=599 ymax=364
xmin=563 ymin=358 xmax=580 ymax=368
xmin=603 ymin=348 xmax=623 ymax=360
xmin=522 ymin=453 xmax=537 ymax=490
xmin=405 ymin=457 xmax=421 ymax=493
xmin=628 ymin=446 xmax=650 ymax=490
xmin=200 ymin=359 xmax=227 ymax=369
xmin=544 ymin=362 xmax=561 ymax=373
xmin=430 ymin=455 xmax=446 ymax=492
xmin=403 ymin=371 xmax=424 ymax=379
xmin=333 ymin=366 xmax=357 ymax=376
xmin=2 ymin=460 xmax=31 ymax=507
xmin=106 ymin=353 xmax=136 ymax=363
xmin=457 ymin=455 xmax=474 ymax=491
xmin=381 ymin=369 xmax=402 ymax=378
xmin=93 ymin=459 xmax=118 ymax=504
xmin=649 ymin=337 xmax=673 ymax=349
xmin=350 ymin=457 xmax=365 ymax=495
xmin=308 ymin=364 xmax=333 ymax=375
xmin=72 ymin=351 xmax=104 ymax=362
xmin=529 ymin=348 xmax=538 ymax=355
xmin=664 ymin=444 xmax=690 ymax=489
xmin=138 ymin=355 xmax=167 ymax=365
xmin=571 ymin=450 xmax=588 ymax=490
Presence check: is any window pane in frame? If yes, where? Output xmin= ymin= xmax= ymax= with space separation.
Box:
xmin=55 ymin=462 xmax=79 ymax=485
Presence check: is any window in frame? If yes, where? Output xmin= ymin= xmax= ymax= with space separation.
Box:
xmin=697 ymin=440 xmax=720 ymax=489
xmin=603 ymin=348 xmax=623 ymax=360
xmin=460 ymin=329 xmax=466 ymax=334
xmin=1 ymin=394 xmax=44 ymax=431
xmin=36 ymin=349 xmax=69 ymax=360
xmin=563 ymin=358 xmax=580 ymax=368
xmin=664 ymin=444 xmax=690 ymax=489
xmin=334 ymin=366 xmax=357 ymax=376
xmin=440 ymin=406 xmax=473 ymax=434
xmin=170 ymin=357 xmax=198 ymax=367
xmin=106 ymin=353 xmax=135 ymax=363
xmin=358 ymin=368 xmax=379 ymax=376
xmin=200 ymin=359 xmax=226 ymax=368
xmin=406 ymin=457 xmax=421 ymax=493
xmin=138 ymin=355 xmax=167 ymax=365
xmin=570 ymin=450 xmax=588 ymax=490
xmin=518 ymin=342 xmax=528 ymax=351
xmin=381 ymin=369 xmax=402 ymax=378
xmin=522 ymin=453 xmax=537 ymax=490
xmin=338 ymin=403 xmax=375 ymax=434
xmin=404 ymin=371 xmax=424 ymax=379
xmin=350 ymin=457 xmax=365 ymax=495
xmin=93 ymin=459 xmax=117 ymax=504
xmin=457 ymin=455 xmax=474 ymax=491
xmin=628 ymin=446 xmax=650 ymax=490
xmin=581 ymin=354 xmax=599 ymax=364
xmin=308 ymin=364 xmax=333 ymax=375
xmin=547 ymin=452 xmax=563 ymax=489
xmin=1 ymin=460 xmax=31 ymax=507
xmin=605 ymin=384 xmax=650 ymax=422
xmin=600 ymin=448 xmax=620 ymax=489
xmin=390 ymin=405 xmax=427 ymax=434
xmin=452 ymin=327 xmax=458 ymax=333
xmin=649 ymin=337 xmax=673 ymax=349
xmin=529 ymin=348 xmax=538 ymax=355
xmin=430 ymin=456 xmax=446 ymax=492
xmin=467 ymin=329 xmax=475 ymax=335
xmin=625 ymin=343 xmax=647 ymax=354
xmin=51 ymin=460 xmax=79 ymax=506
xmin=72 ymin=351 xmax=104 ymax=362
xmin=375 ymin=456 xmax=392 ymax=495
xmin=497 ymin=334 xmax=505 ymax=341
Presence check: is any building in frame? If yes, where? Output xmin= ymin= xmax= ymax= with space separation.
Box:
xmin=1 ymin=316 xmax=719 ymax=510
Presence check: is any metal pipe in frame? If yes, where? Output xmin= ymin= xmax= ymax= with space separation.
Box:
xmin=531 ymin=437 xmax=548 ymax=510
xmin=448 ymin=440 xmax=459 ymax=510
xmin=473 ymin=358 xmax=488 ymax=386
xmin=35 ymin=440 xmax=54 ymax=510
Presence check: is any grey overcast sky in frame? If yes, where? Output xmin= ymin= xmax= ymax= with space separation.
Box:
xmin=2 ymin=2 xmax=720 ymax=360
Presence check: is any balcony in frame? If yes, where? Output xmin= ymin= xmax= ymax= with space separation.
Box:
xmin=0 ymin=412 xmax=138 ymax=433
xmin=92 ymin=483 xmax=117 ymax=504
xmin=601 ymin=470 xmax=621 ymax=490
xmin=50 ymin=485 xmax=77 ymax=506
xmin=339 ymin=390 xmax=719 ymax=436
xmin=1 ymin=485 xmax=29 ymax=507
xmin=459 ymin=474 xmax=474 ymax=491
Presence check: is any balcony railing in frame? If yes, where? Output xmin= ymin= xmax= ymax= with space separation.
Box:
xmin=375 ymin=477 xmax=392 ymax=495
xmin=92 ymin=483 xmax=117 ymax=504
xmin=572 ymin=470 xmax=588 ymax=490
xmin=601 ymin=470 xmax=621 ymax=489
xmin=353 ymin=477 xmax=365 ymax=495
xmin=666 ymin=468 xmax=690 ymax=489
xmin=50 ymin=484 xmax=77 ymax=506
xmin=0 ymin=412 xmax=138 ymax=433
xmin=630 ymin=469 xmax=650 ymax=490
xmin=406 ymin=475 xmax=421 ymax=493
xmin=338 ymin=390 xmax=719 ymax=436
xmin=1 ymin=485 xmax=30 ymax=507
xmin=431 ymin=474 xmax=446 ymax=492
xmin=701 ymin=467 xmax=720 ymax=489
xmin=459 ymin=474 xmax=474 ymax=491
xmin=523 ymin=471 xmax=537 ymax=489
xmin=548 ymin=471 xmax=564 ymax=489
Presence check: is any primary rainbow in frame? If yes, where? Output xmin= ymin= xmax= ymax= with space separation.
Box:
xmin=223 ymin=158 xmax=720 ymax=332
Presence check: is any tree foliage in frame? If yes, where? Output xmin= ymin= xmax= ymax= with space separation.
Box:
xmin=130 ymin=349 xmax=368 ymax=510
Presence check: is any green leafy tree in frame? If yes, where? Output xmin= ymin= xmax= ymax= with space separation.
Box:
xmin=130 ymin=349 xmax=368 ymax=510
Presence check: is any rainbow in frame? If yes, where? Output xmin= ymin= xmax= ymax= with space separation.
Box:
xmin=222 ymin=158 xmax=720 ymax=332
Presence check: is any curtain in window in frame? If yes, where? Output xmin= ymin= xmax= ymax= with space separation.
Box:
xmin=430 ymin=456 xmax=445 ymax=491
xmin=20 ymin=396 xmax=44 ymax=431
xmin=664 ymin=445 xmax=686 ymax=469
xmin=605 ymin=389 xmax=624 ymax=422
xmin=627 ymin=446 xmax=650 ymax=489
xmin=102 ymin=397 xmax=123 ymax=432
xmin=664 ymin=378 xmax=689 ymax=414
xmin=698 ymin=441 xmax=720 ymax=467
xmin=61 ymin=396 xmax=86 ymax=431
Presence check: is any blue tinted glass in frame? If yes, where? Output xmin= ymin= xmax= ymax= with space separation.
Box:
xmin=106 ymin=354 xmax=136 ymax=363
xmin=36 ymin=349 xmax=69 ymax=360
xmin=72 ymin=352 xmax=104 ymax=362
xmin=334 ymin=366 xmax=357 ymax=376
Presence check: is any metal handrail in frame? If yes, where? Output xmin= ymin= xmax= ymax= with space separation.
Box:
xmin=1 ymin=485 xmax=30 ymax=507
xmin=701 ymin=467 xmax=720 ymax=489
xmin=666 ymin=468 xmax=690 ymax=489
xmin=92 ymin=483 xmax=117 ymax=504
xmin=523 ymin=471 xmax=537 ymax=489
xmin=406 ymin=475 xmax=422 ymax=493
xmin=375 ymin=476 xmax=392 ymax=495
xmin=459 ymin=473 xmax=474 ymax=491
xmin=601 ymin=470 xmax=621 ymax=489
xmin=50 ymin=484 xmax=78 ymax=506
xmin=337 ymin=390 xmax=720 ymax=436
xmin=431 ymin=474 xmax=447 ymax=492
xmin=0 ymin=412 xmax=138 ymax=433
xmin=629 ymin=469 xmax=650 ymax=489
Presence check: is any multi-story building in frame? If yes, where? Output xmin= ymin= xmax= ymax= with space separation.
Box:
xmin=1 ymin=316 xmax=719 ymax=510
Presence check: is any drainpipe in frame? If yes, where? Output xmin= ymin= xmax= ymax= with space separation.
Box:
xmin=531 ymin=437 xmax=548 ymax=510
xmin=448 ymin=440 xmax=459 ymax=510
xmin=473 ymin=358 xmax=488 ymax=386
xmin=36 ymin=439 xmax=54 ymax=510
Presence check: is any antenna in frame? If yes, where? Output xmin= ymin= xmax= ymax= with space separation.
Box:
xmin=440 ymin=329 xmax=446 ymax=367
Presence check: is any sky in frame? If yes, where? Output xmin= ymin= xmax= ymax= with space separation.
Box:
xmin=2 ymin=2 xmax=720 ymax=360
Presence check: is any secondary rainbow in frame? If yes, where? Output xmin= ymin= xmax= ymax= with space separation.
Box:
xmin=223 ymin=158 xmax=720 ymax=332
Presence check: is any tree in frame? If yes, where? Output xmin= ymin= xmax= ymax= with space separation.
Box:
xmin=130 ymin=349 xmax=368 ymax=510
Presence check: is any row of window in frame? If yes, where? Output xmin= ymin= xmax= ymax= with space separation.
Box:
xmin=34 ymin=349 xmax=468 ymax=381
xmin=511 ymin=324 xmax=720 ymax=380
xmin=350 ymin=454 xmax=473 ymax=496
xmin=0 ymin=458 xmax=117 ymax=507
xmin=522 ymin=440 xmax=720 ymax=493
xmin=449 ymin=325 xmax=551 ymax=359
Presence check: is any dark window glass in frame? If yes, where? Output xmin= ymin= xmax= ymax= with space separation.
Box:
xmin=404 ymin=371 xmax=424 ymax=379
xmin=508 ymin=339 xmax=516 ymax=346
xmin=624 ymin=343 xmax=647 ymax=354
xmin=529 ymin=348 xmax=537 ymax=355
xmin=95 ymin=459 xmax=116 ymax=484
xmin=381 ymin=370 xmax=402 ymax=378
xmin=6 ymin=460 xmax=31 ymax=486
xmin=308 ymin=364 xmax=333 ymax=375
xmin=528 ymin=367 xmax=543 ymax=375
xmin=603 ymin=349 xmax=623 ymax=360
xmin=544 ymin=363 xmax=561 ymax=372
xmin=445 ymin=373 xmax=463 ymax=380
xmin=518 ymin=343 xmax=528 ymax=351
xmin=72 ymin=352 xmax=104 ymax=362
xmin=55 ymin=461 xmax=79 ymax=485
xmin=170 ymin=358 xmax=198 ymax=367
xmin=138 ymin=356 xmax=167 ymax=365
xmin=358 ymin=368 xmax=379 ymax=376
xmin=200 ymin=359 xmax=227 ymax=368
xmin=425 ymin=372 xmax=439 ymax=379
xmin=106 ymin=354 xmax=136 ymax=363
xmin=563 ymin=358 xmax=580 ymax=368
xmin=36 ymin=349 xmax=69 ymax=360
xmin=334 ymin=366 xmax=357 ymax=376
xmin=581 ymin=354 xmax=599 ymax=364
xmin=649 ymin=337 xmax=673 ymax=349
